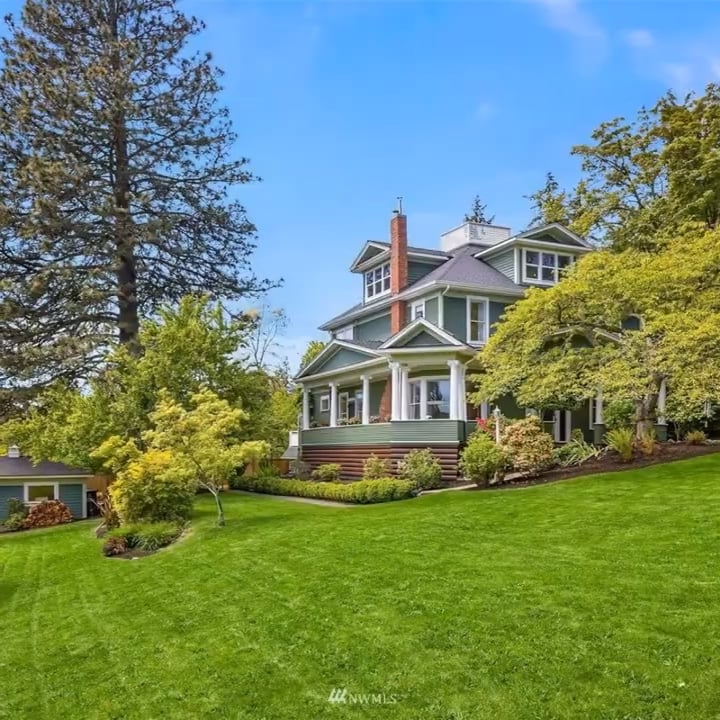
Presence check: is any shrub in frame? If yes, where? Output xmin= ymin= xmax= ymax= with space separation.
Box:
xmin=459 ymin=432 xmax=508 ymax=487
xmin=686 ymin=429 xmax=707 ymax=445
xmin=501 ymin=417 xmax=555 ymax=476
xmin=637 ymin=427 xmax=656 ymax=456
xmin=110 ymin=449 xmax=195 ymax=524
xmin=4 ymin=512 xmax=27 ymax=531
xmin=397 ymin=448 xmax=443 ymax=489
xmin=604 ymin=400 xmax=635 ymax=432
xmin=6 ymin=497 xmax=27 ymax=518
xmin=24 ymin=500 xmax=73 ymax=529
xmin=553 ymin=435 xmax=603 ymax=468
xmin=107 ymin=522 xmax=181 ymax=552
xmin=102 ymin=536 xmax=128 ymax=557
xmin=605 ymin=428 xmax=634 ymax=462
xmin=362 ymin=454 xmax=391 ymax=481
xmin=311 ymin=463 xmax=342 ymax=482
xmin=232 ymin=475 xmax=416 ymax=504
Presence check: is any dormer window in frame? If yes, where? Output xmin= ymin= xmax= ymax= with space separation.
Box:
xmin=523 ymin=249 xmax=573 ymax=285
xmin=365 ymin=262 xmax=391 ymax=301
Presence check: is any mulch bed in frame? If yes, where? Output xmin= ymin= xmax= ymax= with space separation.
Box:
xmin=467 ymin=442 xmax=720 ymax=491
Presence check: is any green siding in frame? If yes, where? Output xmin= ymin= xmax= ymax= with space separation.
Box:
xmin=0 ymin=484 xmax=23 ymax=520
xmin=489 ymin=301 xmax=509 ymax=335
xmin=370 ymin=380 xmax=385 ymax=417
xmin=408 ymin=260 xmax=440 ymax=285
xmin=487 ymin=249 xmax=515 ymax=279
xmin=59 ymin=483 xmax=85 ymax=519
xmin=403 ymin=330 xmax=443 ymax=347
xmin=310 ymin=388 xmax=330 ymax=425
xmin=424 ymin=297 xmax=439 ymax=324
xmin=443 ymin=296 xmax=466 ymax=341
xmin=493 ymin=394 xmax=525 ymax=419
xmin=301 ymin=419 xmax=467 ymax=446
xmin=314 ymin=347 xmax=375 ymax=373
xmin=354 ymin=314 xmax=391 ymax=342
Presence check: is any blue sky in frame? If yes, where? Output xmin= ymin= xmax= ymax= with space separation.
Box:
xmin=5 ymin=0 xmax=720 ymax=368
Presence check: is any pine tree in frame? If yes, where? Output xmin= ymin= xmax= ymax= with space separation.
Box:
xmin=0 ymin=0 xmax=272 ymax=397
xmin=464 ymin=195 xmax=495 ymax=224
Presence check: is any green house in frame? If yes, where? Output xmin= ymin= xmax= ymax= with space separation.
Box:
xmin=0 ymin=446 xmax=93 ymax=520
xmin=293 ymin=212 xmax=647 ymax=480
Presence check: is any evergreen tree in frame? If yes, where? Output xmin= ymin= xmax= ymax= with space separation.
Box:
xmin=0 ymin=0 xmax=272 ymax=396
xmin=464 ymin=195 xmax=495 ymax=224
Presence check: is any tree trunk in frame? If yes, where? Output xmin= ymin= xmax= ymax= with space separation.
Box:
xmin=213 ymin=490 xmax=225 ymax=527
xmin=109 ymin=3 xmax=140 ymax=356
xmin=634 ymin=395 xmax=657 ymax=438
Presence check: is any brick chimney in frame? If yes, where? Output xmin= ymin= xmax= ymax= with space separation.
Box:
xmin=389 ymin=211 xmax=408 ymax=333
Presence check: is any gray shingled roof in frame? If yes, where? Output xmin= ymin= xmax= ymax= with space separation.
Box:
xmin=0 ymin=456 xmax=92 ymax=477
xmin=403 ymin=244 xmax=521 ymax=293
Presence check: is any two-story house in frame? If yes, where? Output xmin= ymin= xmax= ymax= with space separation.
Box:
xmin=295 ymin=209 xmax=594 ymax=480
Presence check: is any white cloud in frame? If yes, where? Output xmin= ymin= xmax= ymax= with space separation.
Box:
xmin=624 ymin=29 xmax=654 ymax=49
xmin=526 ymin=0 xmax=607 ymax=65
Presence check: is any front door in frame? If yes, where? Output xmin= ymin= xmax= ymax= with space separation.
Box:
xmin=554 ymin=410 xmax=571 ymax=443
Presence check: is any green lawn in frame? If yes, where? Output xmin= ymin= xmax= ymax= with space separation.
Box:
xmin=2 ymin=456 xmax=720 ymax=719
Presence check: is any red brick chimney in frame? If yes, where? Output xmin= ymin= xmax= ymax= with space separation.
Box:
xmin=389 ymin=211 xmax=408 ymax=333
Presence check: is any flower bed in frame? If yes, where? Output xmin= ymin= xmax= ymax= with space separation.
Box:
xmin=231 ymin=475 xmax=416 ymax=504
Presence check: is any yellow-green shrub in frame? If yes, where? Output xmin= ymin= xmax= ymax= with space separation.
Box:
xmin=110 ymin=449 xmax=195 ymax=523
xmin=459 ymin=432 xmax=508 ymax=487
xmin=501 ymin=416 xmax=555 ymax=476
xmin=686 ymin=429 xmax=707 ymax=445
xmin=311 ymin=463 xmax=341 ymax=482
xmin=362 ymin=454 xmax=391 ymax=480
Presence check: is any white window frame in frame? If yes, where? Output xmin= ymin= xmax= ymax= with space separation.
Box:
xmin=589 ymin=398 xmax=598 ymax=430
xmin=364 ymin=262 xmax=391 ymax=301
xmin=319 ymin=394 xmax=330 ymax=413
xmin=522 ymin=249 xmax=574 ymax=285
xmin=23 ymin=482 xmax=60 ymax=505
xmin=408 ymin=375 xmax=451 ymax=420
xmin=466 ymin=296 xmax=489 ymax=346
xmin=411 ymin=300 xmax=425 ymax=321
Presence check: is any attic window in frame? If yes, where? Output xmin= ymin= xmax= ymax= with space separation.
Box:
xmin=523 ymin=250 xmax=573 ymax=285
xmin=365 ymin=262 xmax=391 ymax=300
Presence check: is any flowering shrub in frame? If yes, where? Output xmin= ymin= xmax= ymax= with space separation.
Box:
xmin=362 ymin=454 xmax=391 ymax=480
xmin=459 ymin=432 xmax=508 ymax=487
xmin=501 ymin=417 xmax=554 ymax=476
xmin=397 ymin=448 xmax=443 ymax=489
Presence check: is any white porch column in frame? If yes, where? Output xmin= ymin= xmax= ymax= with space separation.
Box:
xmin=657 ymin=378 xmax=667 ymax=425
xmin=448 ymin=360 xmax=460 ymax=420
xmin=595 ymin=387 xmax=604 ymax=425
xmin=301 ymin=386 xmax=310 ymax=430
xmin=360 ymin=375 xmax=371 ymax=425
xmin=480 ymin=401 xmax=490 ymax=421
xmin=390 ymin=362 xmax=401 ymax=421
xmin=400 ymin=365 xmax=410 ymax=420
xmin=457 ymin=363 xmax=467 ymax=421
xmin=420 ymin=380 xmax=429 ymax=420
xmin=329 ymin=382 xmax=338 ymax=427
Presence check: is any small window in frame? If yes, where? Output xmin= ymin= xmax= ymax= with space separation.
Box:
xmin=319 ymin=395 xmax=330 ymax=413
xmin=27 ymin=485 xmax=56 ymax=503
xmin=412 ymin=301 xmax=425 ymax=320
xmin=524 ymin=249 xmax=574 ymax=285
xmin=467 ymin=298 xmax=488 ymax=344
xmin=365 ymin=262 xmax=391 ymax=300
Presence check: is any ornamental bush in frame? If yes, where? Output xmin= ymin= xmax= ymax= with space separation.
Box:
xmin=311 ymin=463 xmax=342 ymax=482
xmin=686 ymin=429 xmax=707 ymax=445
xmin=459 ymin=432 xmax=508 ymax=487
xmin=362 ymin=454 xmax=391 ymax=481
xmin=501 ymin=416 xmax=554 ymax=476
xmin=109 ymin=449 xmax=195 ymax=523
xmin=232 ymin=475 xmax=416 ymax=504
xmin=397 ymin=448 xmax=443 ymax=489
xmin=107 ymin=522 xmax=182 ymax=552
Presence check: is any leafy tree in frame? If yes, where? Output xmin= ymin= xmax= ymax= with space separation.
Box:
xmin=144 ymin=389 xmax=270 ymax=526
xmin=299 ymin=340 xmax=326 ymax=372
xmin=0 ymin=0 xmax=272 ymax=396
xmin=464 ymin=195 xmax=495 ymax=224
xmin=471 ymin=227 xmax=720 ymax=434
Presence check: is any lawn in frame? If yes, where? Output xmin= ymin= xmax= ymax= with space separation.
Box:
xmin=2 ymin=456 xmax=720 ymax=719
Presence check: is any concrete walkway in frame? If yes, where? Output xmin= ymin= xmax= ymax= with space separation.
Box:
xmin=230 ymin=490 xmax=354 ymax=508
xmin=419 ymin=483 xmax=475 ymax=495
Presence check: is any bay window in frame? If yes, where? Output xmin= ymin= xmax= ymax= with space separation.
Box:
xmin=523 ymin=249 xmax=573 ymax=285
xmin=365 ymin=262 xmax=391 ymax=300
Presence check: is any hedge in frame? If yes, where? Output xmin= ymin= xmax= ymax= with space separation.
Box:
xmin=230 ymin=475 xmax=417 ymax=504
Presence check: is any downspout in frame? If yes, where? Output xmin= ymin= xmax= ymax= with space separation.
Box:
xmin=439 ymin=284 xmax=451 ymax=329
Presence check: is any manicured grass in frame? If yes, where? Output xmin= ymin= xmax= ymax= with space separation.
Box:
xmin=2 ymin=456 xmax=720 ymax=719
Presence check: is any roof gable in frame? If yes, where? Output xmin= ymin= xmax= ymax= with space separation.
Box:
xmin=518 ymin=223 xmax=591 ymax=248
xmin=379 ymin=318 xmax=465 ymax=350
xmin=295 ymin=340 xmax=380 ymax=378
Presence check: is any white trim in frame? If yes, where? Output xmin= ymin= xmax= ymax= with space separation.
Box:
xmin=23 ymin=481 xmax=60 ymax=504
xmin=351 ymin=244 xmax=448 ymax=272
xmin=513 ymin=247 xmax=520 ymax=284
xmin=363 ymin=261 xmax=391 ymax=302
xmin=407 ymin=374 xmax=452 ymax=420
xmin=589 ymin=398 xmax=597 ymax=431
xmin=300 ymin=357 xmax=389 ymax=385
xmin=319 ymin=394 xmax=330 ymax=413
xmin=349 ymin=241 xmax=390 ymax=271
xmin=520 ymin=222 xmax=592 ymax=248
xmin=360 ymin=375 xmax=371 ymax=425
xmin=302 ymin=388 xmax=311 ymax=430
xmin=338 ymin=391 xmax=350 ymax=420
xmin=381 ymin=346 xmax=475 ymax=356
xmin=0 ymin=474 xmax=93 ymax=480
xmin=521 ymin=248 xmax=575 ymax=286
xmin=296 ymin=339 xmax=381 ymax=379
xmin=329 ymin=382 xmax=338 ymax=427
xmin=379 ymin=317 xmax=465 ymax=350
xmin=411 ymin=299 xmax=425 ymax=321
xmin=553 ymin=410 xmax=572 ymax=443
xmin=465 ymin=296 xmax=490 ymax=346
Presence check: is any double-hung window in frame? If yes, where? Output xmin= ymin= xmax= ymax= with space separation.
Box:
xmin=411 ymin=301 xmax=425 ymax=320
xmin=467 ymin=298 xmax=488 ymax=345
xmin=524 ymin=250 xmax=573 ymax=284
xmin=365 ymin=262 xmax=391 ymax=300
xmin=319 ymin=395 xmax=330 ymax=413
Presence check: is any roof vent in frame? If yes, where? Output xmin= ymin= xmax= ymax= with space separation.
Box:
xmin=8 ymin=445 xmax=20 ymax=458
